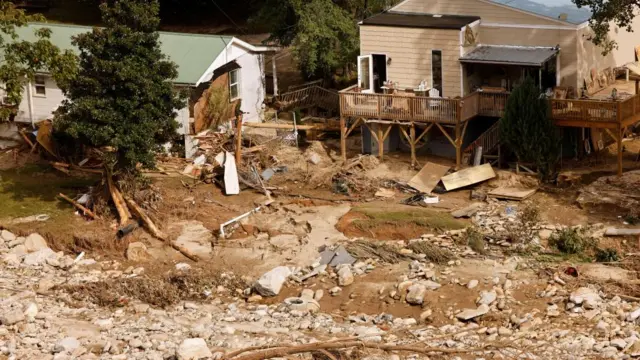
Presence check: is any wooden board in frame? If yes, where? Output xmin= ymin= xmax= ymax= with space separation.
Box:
xmin=223 ymin=152 xmax=240 ymax=195
xmin=488 ymin=187 xmax=537 ymax=201
xmin=407 ymin=162 xmax=450 ymax=194
xmin=441 ymin=163 xmax=496 ymax=191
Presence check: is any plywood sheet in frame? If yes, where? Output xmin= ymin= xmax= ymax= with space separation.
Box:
xmin=488 ymin=187 xmax=537 ymax=201
xmin=441 ymin=164 xmax=496 ymax=191
xmin=407 ymin=162 xmax=450 ymax=194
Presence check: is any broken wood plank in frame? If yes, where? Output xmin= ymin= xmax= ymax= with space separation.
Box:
xmin=488 ymin=187 xmax=538 ymax=201
xmin=407 ymin=162 xmax=450 ymax=194
xmin=224 ymin=152 xmax=240 ymax=195
xmin=58 ymin=193 xmax=98 ymax=219
xmin=604 ymin=228 xmax=640 ymax=236
xmin=441 ymin=163 xmax=496 ymax=191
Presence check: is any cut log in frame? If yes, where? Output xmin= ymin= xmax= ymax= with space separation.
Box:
xmin=107 ymin=174 xmax=130 ymax=225
xmin=604 ymin=228 xmax=640 ymax=236
xmin=58 ymin=193 xmax=98 ymax=219
xmin=124 ymin=196 xmax=199 ymax=262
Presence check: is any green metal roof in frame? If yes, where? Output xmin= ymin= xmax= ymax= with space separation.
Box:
xmin=14 ymin=23 xmax=234 ymax=84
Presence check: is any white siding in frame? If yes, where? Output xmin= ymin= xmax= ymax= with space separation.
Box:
xmin=15 ymin=75 xmax=65 ymax=124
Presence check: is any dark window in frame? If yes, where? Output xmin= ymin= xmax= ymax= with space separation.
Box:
xmin=432 ymin=50 xmax=443 ymax=96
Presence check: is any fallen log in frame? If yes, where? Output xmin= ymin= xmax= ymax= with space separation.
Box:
xmin=124 ymin=196 xmax=199 ymax=262
xmin=604 ymin=228 xmax=640 ymax=236
xmin=58 ymin=193 xmax=98 ymax=219
xmin=107 ymin=174 xmax=130 ymax=225
xmin=19 ymin=131 xmax=35 ymax=148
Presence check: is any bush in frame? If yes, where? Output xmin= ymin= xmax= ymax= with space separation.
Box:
xmin=460 ymin=227 xmax=486 ymax=254
xmin=549 ymin=228 xmax=594 ymax=254
xmin=500 ymin=77 xmax=561 ymax=181
xmin=595 ymin=248 xmax=619 ymax=263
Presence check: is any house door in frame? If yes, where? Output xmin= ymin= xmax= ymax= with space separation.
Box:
xmin=431 ymin=50 xmax=443 ymax=96
xmin=372 ymin=54 xmax=387 ymax=93
xmin=358 ymin=55 xmax=374 ymax=93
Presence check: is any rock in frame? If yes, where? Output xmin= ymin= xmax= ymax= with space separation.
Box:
xmin=477 ymin=290 xmax=498 ymax=306
xmin=307 ymin=152 xmax=322 ymax=165
xmin=300 ymin=289 xmax=314 ymax=300
xmin=284 ymin=297 xmax=320 ymax=313
xmin=173 ymin=221 xmax=214 ymax=259
xmin=23 ymin=247 xmax=57 ymax=266
xmin=467 ymin=280 xmax=479 ymax=289
xmin=456 ymin=304 xmax=490 ymax=321
xmin=570 ymin=287 xmax=601 ymax=306
xmin=406 ymin=284 xmax=427 ymax=305
xmin=23 ymin=303 xmax=38 ymax=320
xmin=420 ymin=309 xmax=433 ymax=322
xmin=0 ymin=310 xmax=25 ymax=325
xmin=55 ymin=337 xmax=80 ymax=353
xmin=247 ymin=295 xmax=263 ymax=303
xmin=498 ymin=327 xmax=513 ymax=336
xmin=329 ymin=286 xmax=342 ymax=296
xmin=175 ymin=263 xmax=191 ymax=271
xmin=337 ymin=266 xmax=354 ymax=286
xmin=628 ymin=307 xmax=640 ymax=322
xmin=423 ymin=280 xmax=441 ymax=290
xmin=94 ymin=318 xmax=113 ymax=330
xmin=595 ymin=320 xmax=609 ymax=334
xmin=610 ymin=339 xmax=627 ymax=350
xmin=538 ymin=229 xmax=553 ymax=240
xmin=24 ymin=233 xmax=48 ymax=253
xmin=9 ymin=244 xmax=26 ymax=257
xmin=0 ymin=229 xmax=16 ymax=242
xmin=254 ymin=266 xmax=292 ymax=296
xmin=627 ymin=340 xmax=640 ymax=357
xmin=126 ymin=242 xmax=150 ymax=262
xmin=314 ymin=290 xmax=324 ymax=301
xmin=2 ymin=253 xmax=20 ymax=266
xmin=176 ymin=338 xmax=212 ymax=360
xmin=269 ymin=234 xmax=299 ymax=249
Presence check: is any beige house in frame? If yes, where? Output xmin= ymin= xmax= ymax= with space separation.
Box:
xmin=339 ymin=0 xmax=640 ymax=176
xmin=357 ymin=0 xmax=640 ymax=96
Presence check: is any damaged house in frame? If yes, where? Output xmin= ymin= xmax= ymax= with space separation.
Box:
xmin=339 ymin=0 xmax=640 ymax=175
xmin=7 ymin=23 xmax=277 ymax=156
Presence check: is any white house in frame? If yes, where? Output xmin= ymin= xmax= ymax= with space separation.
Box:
xmin=11 ymin=23 xmax=277 ymax=139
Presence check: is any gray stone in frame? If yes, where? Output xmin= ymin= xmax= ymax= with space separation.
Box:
xmin=9 ymin=244 xmax=26 ymax=256
xmin=419 ymin=309 xmax=433 ymax=322
xmin=0 ymin=229 xmax=16 ymax=242
xmin=0 ymin=310 xmax=25 ymax=325
xmin=176 ymin=338 xmax=212 ymax=360
xmin=24 ymin=233 xmax=48 ymax=253
xmin=284 ymin=297 xmax=320 ymax=313
xmin=254 ymin=266 xmax=292 ymax=296
xmin=423 ymin=280 xmax=441 ymax=290
xmin=23 ymin=247 xmax=57 ymax=266
xmin=477 ymin=290 xmax=498 ymax=306
xmin=467 ymin=279 xmax=479 ymax=289
xmin=406 ymin=284 xmax=427 ymax=305
xmin=2 ymin=253 xmax=20 ymax=266
xmin=628 ymin=307 xmax=640 ymax=322
xmin=610 ymin=339 xmax=627 ymax=350
xmin=300 ymin=289 xmax=314 ymax=300
xmin=23 ymin=303 xmax=38 ymax=320
xmin=314 ymin=289 xmax=324 ymax=301
xmin=55 ymin=337 xmax=80 ymax=353
xmin=126 ymin=242 xmax=150 ymax=262
xmin=498 ymin=327 xmax=513 ymax=336
xmin=456 ymin=304 xmax=490 ymax=321
xmin=328 ymin=246 xmax=356 ymax=267
xmin=570 ymin=287 xmax=601 ymax=306
xmin=337 ymin=266 xmax=354 ymax=286
xmin=173 ymin=221 xmax=213 ymax=259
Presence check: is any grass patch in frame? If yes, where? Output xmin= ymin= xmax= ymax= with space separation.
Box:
xmin=549 ymin=228 xmax=595 ymax=255
xmin=0 ymin=164 xmax=97 ymax=221
xmin=460 ymin=227 xmax=486 ymax=254
xmin=352 ymin=207 xmax=465 ymax=232
xmin=407 ymin=241 xmax=455 ymax=264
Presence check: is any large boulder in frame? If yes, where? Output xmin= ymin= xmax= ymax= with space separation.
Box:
xmin=126 ymin=242 xmax=151 ymax=262
xmin=23 ymin=248 xmax=58 ymax=266
xmin=176 ymin=338 xmax=212 ymax=360
xmin=24 ymin=233 xmax=48 ymax=253
xmin=406 ymin=284 xmax=427 ymax=305
xmin=0 ymin=230 xmax=16 ymax=242
xmin=337 ymin=266 xmax=354 ymax=286
xmin=254 ymin=266 xmax=292 ymax=296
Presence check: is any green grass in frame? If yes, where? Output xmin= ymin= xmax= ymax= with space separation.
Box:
xmin=0 ymin=164 xmax=97 ymax=221
xmin=353 ymin=206 xmax=466 ymax=232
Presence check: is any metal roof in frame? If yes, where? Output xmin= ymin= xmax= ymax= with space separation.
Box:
xmin=13 ymin=23 xmax=235 ymax=85
xmin=460 ymin=45 xmax=559 ymax=66
xmin=362 ymin=12 xmax=480 ymax=30
xmin=489 ymin=0 xmax=592 ymax=25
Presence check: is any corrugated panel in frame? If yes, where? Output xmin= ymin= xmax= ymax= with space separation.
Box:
xmin=12 ymin=23 xmax=233 ymax=84
xmin=460 ymin=45 xmax=558 ymax=66
xmin=489 ymin=0 xmax=591 ymax=24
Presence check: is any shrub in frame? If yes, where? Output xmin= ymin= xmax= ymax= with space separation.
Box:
xmin=460 ymin=227 xmax=486 ymax=254
xmin=549 ymin=228 xmax=594 ymax=254
xmin=595 ymin=248 xmax=619 ymax=263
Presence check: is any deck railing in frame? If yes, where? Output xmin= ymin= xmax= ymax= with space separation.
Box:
xmin=340 ymin=89 xmax=640 ymax=126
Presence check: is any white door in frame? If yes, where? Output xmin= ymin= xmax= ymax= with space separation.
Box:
xmin=357 ymin=55 xmax=374 ymax=93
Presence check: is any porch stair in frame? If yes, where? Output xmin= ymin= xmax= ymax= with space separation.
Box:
xmin=463 ymin=121 xmax=501 ymax=165
xmin=276 ymin=85 xmax=339 ymax=114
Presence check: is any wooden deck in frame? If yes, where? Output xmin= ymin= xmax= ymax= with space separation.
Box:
xmin=340 ymin=90 xmax=640 ymax=129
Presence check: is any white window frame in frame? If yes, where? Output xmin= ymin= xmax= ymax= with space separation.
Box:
xmin=229 ymin=69 xmax=241 ymax=101
xmin=33 ymin=75 xmax=46 ymax=97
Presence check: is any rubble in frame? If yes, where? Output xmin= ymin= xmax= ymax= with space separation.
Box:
xmin=254 ymin=266 xmax=292 ymax=296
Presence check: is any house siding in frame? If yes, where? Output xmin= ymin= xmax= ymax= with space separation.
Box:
xmin=15 ymin=75 xmax=65 ymax=123
xmin=479 ymin=25 xmax=579 ymax=89
xmin=360 ymin=25 xmax=463 ymax=96
xmin=393 ymin=0 xmax=562 ymax=26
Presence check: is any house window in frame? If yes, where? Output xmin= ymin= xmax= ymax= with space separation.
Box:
xmin=431 ymin=50 xmax=443 ymax=96
xmin=229 ymin=69 xmax=240 ymax=100
xmin=34 ymin=75 xmax=46 ymax=96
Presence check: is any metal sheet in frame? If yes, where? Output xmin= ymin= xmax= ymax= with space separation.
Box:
xmin=488 ymin=187 xmax=537 ymax=201
xmin=441 ymin=164 xmax=496 ymax=191
xmin=460 ymin=45 xmax=558 ymax=67
xmin=407 ymin=162 xmax=450 ymax=194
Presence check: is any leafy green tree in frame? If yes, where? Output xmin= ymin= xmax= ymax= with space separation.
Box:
xmin=572 ymin=0 xmax=638 ymax=54
xmin=54 ymin=0 xmax=185 ymax=173
xmin=0 ymin=1 xmax=77 ymax=121
xmin=500 ymin=77 xmax=560 ymax=181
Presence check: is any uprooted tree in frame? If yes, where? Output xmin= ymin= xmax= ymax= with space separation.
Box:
xmin=53 ymin=0 xmax=186 ymax=173
xmin=499 ymin=77 xmax=561 ymax=181
xmin=0 ymin=1 xmax=77 ymax=121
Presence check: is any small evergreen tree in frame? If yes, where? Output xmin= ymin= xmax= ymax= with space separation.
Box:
xmin=500 ymin=77 xmax=560 ymax=181
xmin=54 ymin=0 xmax=185 ymax=172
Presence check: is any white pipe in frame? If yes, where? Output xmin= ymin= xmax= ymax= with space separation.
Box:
xmin=219 ymin=205 xmax=262 ymax=238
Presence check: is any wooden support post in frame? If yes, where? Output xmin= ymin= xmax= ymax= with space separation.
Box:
xmin=455 ymin=121 xmax=462 ymax=169
xmin=377 ymin=124 xmax=385 ymax=161
xmin=235 ymin=114 xmax=243 ymax=165
xmin=410 ymin=124 xmax=416 ymax=168
xmin=340 ymin=117 xmax=347 ymax=161
xmin=272 ymin=55 xmax=278 ymax=97
xmin=617 ymin=125 xmax=624 ymax=176
xmin=636 ymin=80 xmax=639 ymax=95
